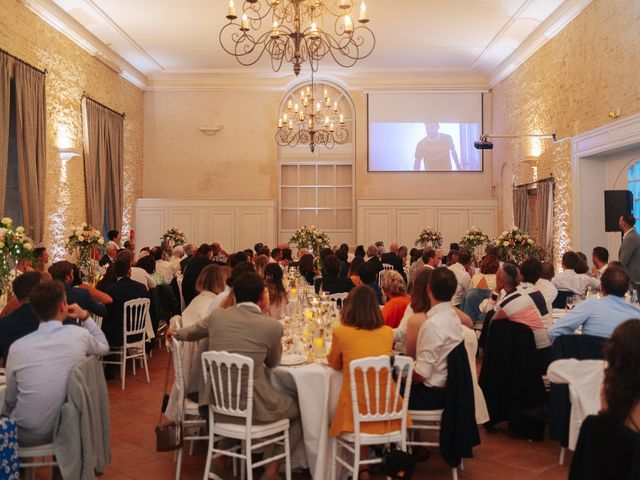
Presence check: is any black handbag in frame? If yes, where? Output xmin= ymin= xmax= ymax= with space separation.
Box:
xmin=155 ymin=351 xmax=182 ymax=452
xmin=380 ymin=355 xmax=416 ymax=480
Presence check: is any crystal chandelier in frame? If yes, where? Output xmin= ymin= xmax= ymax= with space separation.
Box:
xmin=221 ymin=0 xmax=374 ymax=75
xmin=276 ymin=74 xmax=349 ymax=152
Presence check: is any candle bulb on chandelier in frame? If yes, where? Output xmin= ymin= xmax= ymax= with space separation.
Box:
xmin=271 ymin=21 xmax=279 ymax=38
xmin=339 ymin=113 xmax=344 ymax=124
xmin=227 ymin=0 xmax=236 ymax=17
xmin=316 ymin=102 xmax=321 ymax=112
xmin=303 ymin=97 xmax=309 ymax=107
xmin=359 ymin=2 xmax=368 ymax=22
xmin=283 ymin=113 xmax=288 ymax=122
xmin=339 ymin=0 xmax=349 ymax=8
xmin=299 ymin=112 xmax=304 ymax=120
xmin=330 ymin=122 xmax=335 ymax=132
xmin=309 ymin=22 xmax=319 ymax=36
xmin=324 ymin=88 xmax=328 ymax=99
xmin=344 ymin=15 xmax=353 ymax=33
xmin=324 ymin=117 xmax=330 ymax=127
xmin=333 ymin=101 xmax=338 ymax=111
xmin=287 ymin=100 xmax=293 ymax=110
xmin=278 ymin=118 xmax=282 ymax=128
xmin=241 ymin=13 xmax=249 ymax=30
xmin=289 ymin=120 xmax=294 ymax=130
xmin=294 ymin=103 xmax=299 ymax=113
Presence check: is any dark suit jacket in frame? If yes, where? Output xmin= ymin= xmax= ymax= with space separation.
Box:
xmin=180 ymin=255 xmax=192 ymax=273
xmin=320 ymin=276 xmax=355 ymax=294
xmin=98 ymin=254 xmax=114 ymax=268
xmin=103 ymin=277 xmax=149 ymax=347
xmin=381 ymin=252 xmax=403 ymax=273
xmin=182 ymin=256 xmax=213 ymax=306
xmin=65 ymin=285 xmax=106 ymax=317
xmin=367 ymin=256 xmax=384 ymax=273
xmin=619 ymin=229 xmax=640 ymax=283
xmin=0 ymin=303 xmax=39 ymax=361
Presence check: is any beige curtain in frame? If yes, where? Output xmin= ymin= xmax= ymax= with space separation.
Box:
xmin=82 ymin=97 xmax=124 ymax=232
xmin=14 ymin=62 xmax=46 ymax=243
xmin=0 ymin=53 xmax=10 ymax=216
xmin=513 ymin=185 xmax=530 ymax=233
xmin=536 ymin=179 xmax=554 ymax=260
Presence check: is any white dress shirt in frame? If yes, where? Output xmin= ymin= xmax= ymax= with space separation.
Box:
xmin=594 ymin=264 xmax=608 ymax=280
xmin=130 ymin=266 xmax=156 ymax=290
xmin=414 ymin=302 xmax=464 ymax=388
xmin=448 ymin=262 xmax=471 ymax=306
xmin=553 ymin=269 xmax=600 ymax=296
xmin=3 ymin=319 xmax=109 ymax=435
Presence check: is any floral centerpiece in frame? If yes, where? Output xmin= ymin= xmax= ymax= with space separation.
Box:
xmin=494 ymin=226 xmax=537 ymax=262
xmin=289 ymin=225 xmax=331 ymax=260
xmin=415 ymin=227 xmax=443 ymax=250
xmin=161 ymin=227 xmax=186 ymax=248
xmin=65 ymin=223 xmax=104 ymax=280
xmin=460 ymin=226 xmax=490 ymax=257
xmin=0 ymin=217 xmax=35 ymax=297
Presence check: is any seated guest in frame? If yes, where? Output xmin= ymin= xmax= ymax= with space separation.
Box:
xmin=265 ymin=263 xmax=289 ymax=319
xmin=519 ymin=258 xmax=558 ymax=324
xmin=483 ymin=263 xmax=551 ymax=370
xmin=569 ymin=319 xmax=640 ymax=480
xmin=553 ymin=251 xmax=600 ymax=296
xmin=69 ymin=264 xmax=112 ymax=305
xmin=365 ymin=244 xmax=383 ymax=273
xmin=180 ymin=243 xmax=195 ymax=272
xmin=591 ymin=247 xmax=609 ymax=279
xmin=448 ymin=249 xmax=472 ymax=307
xmin=409 ymin=267 xmax=464 ymax=410
xmin=381 ymin=271 xmax=410 ymax=328
xmin=99 ymin=243 xmax=117 ymax=268
xmin=255 ymin=254 xmax=270 ymax=277
xmin=328 ymin=286 xmax=403 ymax=455
xmin=33 ymin=247 xmax=49 ymax=272
xmin=151 ymin=246 xmax=178 ymax=284
xmin=549 ymin=266 xmax=640 ymax=341
xmin=102 ymin=259 xmax=148 ymax=348
xmin=211 ymin=242 xmax=228 ymax=264
xmin=130 ymin=254 xmax=157 ymax=291
xmin=471 ymin=254 xmax=499 ymax=290
xmin=354 ymin=245 xmax=366 ymax=258
xmin=381 ymin=242 xmax=405 ymax=277
xmin=182 ymin=253 xmax=213 ymax=306
xmin=2 ymin=281 xmax=109 ymax=446
xmin=409 ymin=248 xmax=438 ymax=285
xmin=214 ymin=262 xmax=255 ymax=312
xmin=335 ymin=248 xmax=350 ymax=277
xmin=270 ymin=247 xmax=283 ymax=265
xmin=298 ymin=253 xmax=318 ymax=286
xmin=106 ymin=229 xmax=120 ymax=249
xmin=281 ymin=248 xmax=294 ymax=267
xmin=320 ymin=255 xmax=355 ymax=295
xmin=0 ymin=272 xmax=42 ymax=361
xmin=182 ymin=265 xmax=228 ymax=328
xmin=170 ymin=245 xmax=185 ymax=270
xmin=358 ymin=261 xmax=383 ymax=305
xmin=168 ymin=273 xmax=301 ymax=480
xmin=348 ymin=256 xmax=365 ymax=287
xmin=48 ymin=261 xmax=106 ymax=318
xmin=397 ymin=245 xmax=409 ymax=268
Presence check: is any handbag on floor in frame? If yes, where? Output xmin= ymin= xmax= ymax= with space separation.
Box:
xmin=155 ymin=351 xmax=182 ymax=452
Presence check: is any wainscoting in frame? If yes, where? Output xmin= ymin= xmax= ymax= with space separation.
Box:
xmin=356 ymin=199 xmax=498 ymax=250
xmin=135 ymin=199 xmax=276 ymax=252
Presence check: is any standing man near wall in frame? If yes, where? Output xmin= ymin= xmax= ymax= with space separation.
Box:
xmin=618 ymin=214 xmax=640 ymax=287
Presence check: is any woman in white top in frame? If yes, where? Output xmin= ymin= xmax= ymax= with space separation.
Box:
xmin=553 ymin=251 xmax=600 ymax=296
xmin=471 ymin=254 xmax=499 ymax=291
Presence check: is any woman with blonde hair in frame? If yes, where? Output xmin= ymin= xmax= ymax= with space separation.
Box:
xmin=381 ymin=270 xmax=411 ymax=328
xmin=255 ymin=254 xmax=271 ymax=278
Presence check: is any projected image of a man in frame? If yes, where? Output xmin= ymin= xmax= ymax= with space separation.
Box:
xmin=413 ymin=123 xmax=461 ymax=171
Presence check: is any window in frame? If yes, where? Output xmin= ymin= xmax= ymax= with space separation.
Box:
xmin=627 ymin=161 xmax=640 ymax=234
xmin=4 ymin=79 xmax=23 ymax=226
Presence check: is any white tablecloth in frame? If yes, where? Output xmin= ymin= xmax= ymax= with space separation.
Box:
xmin=270 ymin=363 xmax=343 ymax=480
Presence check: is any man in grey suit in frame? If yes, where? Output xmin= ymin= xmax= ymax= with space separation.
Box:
xmin=618 ymin=213 xmax=640 ymax=284
xmin=167 ymin=272 xmax=300 ymax=480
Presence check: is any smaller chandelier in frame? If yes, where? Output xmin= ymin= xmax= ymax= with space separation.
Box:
xmin=276 ymin=75 xmax=349 ymax=152
xmin=221 ymin=0 xmax=374 ymax=75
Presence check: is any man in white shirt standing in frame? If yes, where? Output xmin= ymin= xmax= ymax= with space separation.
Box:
xmin=591 ymin=246 xmax=609 ymax=279
xmin=2 ymin=281 xmax=109 ymax=446
xmin=409 ymin=267 xmax=464 ymax=410
xmin=448 ymin=249 xmax=472 ymax=306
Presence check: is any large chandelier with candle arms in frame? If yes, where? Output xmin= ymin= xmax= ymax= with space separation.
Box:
xmin=222 ymin=0 xmax=374 ymax=75
xmin=276 ymin=75 xmax=349 ymax=152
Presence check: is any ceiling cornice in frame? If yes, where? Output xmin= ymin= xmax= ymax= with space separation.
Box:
xmin=21 ymin=0 xmax=149 ymax=89
xmin=488 ymin=0 xmax=593 ymax=88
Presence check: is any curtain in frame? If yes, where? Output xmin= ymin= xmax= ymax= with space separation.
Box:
xmin=14 ymin=62 xmax=46 ymax=243
xmin=82 ymin=97 xmax=124 ymax=232
xmin=536 ymin=179 xmax=554 ymax=260
xmin=512 ymin=185 xmax=530 ymax=233
xmin=0 ymin=53 xmax=10 ymax=216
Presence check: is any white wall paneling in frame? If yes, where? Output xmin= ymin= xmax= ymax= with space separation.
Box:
xmin=357 ymin=200 xmax=498 ymax=249
xmin=136 ymin=199 xmax=276 ymax=252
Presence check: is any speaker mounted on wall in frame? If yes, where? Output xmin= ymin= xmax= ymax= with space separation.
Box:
xmin=604 ymin=190 xmax=633 ymax=232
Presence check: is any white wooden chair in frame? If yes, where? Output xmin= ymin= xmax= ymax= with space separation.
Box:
xmin=331 ymin=355 xmax=413 ymax=480
xmin=171 ymin=338 xmax=208 ymax=480
xmin=102 ymin=298 xmax=151 ymax=390
xmin=407 ymin=409 xmax=463 ymax=480
xmin=382 ymin=263 xmax=394 ymax=271
xmin=201 ymin=351 xmax=291 ymax=480
xmin=328 ymin=292 xmax=349 ymax=308
xmin=93 ymin=315 xmax=103 ymax=329
xmin=19 ymin=443 xmax=58 ymax=480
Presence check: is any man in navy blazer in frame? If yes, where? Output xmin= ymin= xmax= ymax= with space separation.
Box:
xmin=48 ymin=261 xmax=106 ymax=318
xmin=0 ymin=272 xmax=42 ymax=361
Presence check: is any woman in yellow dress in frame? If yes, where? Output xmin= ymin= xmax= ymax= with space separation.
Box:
xmin=328 ymin=285 xmax=409 ymax=474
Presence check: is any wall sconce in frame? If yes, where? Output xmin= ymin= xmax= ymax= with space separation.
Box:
xmin=58 ymin=148 xmax=82 ymax=162
xmin=199 ymin=125 xmax=224 ymax=136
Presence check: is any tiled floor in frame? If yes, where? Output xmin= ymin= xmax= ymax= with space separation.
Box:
xmin=37 ymin=347 xmax=572 ymax=480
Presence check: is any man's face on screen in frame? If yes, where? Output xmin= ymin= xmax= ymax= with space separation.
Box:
xmin=424 ymin=123 xmax=439 ymax=137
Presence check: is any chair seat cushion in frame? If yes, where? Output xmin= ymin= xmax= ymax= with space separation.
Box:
xmin=213 ymin=418 xmax=290 ymax=439
xmin=409 ymin=409 xmax=444 ymax=422
xmin=19 ymin=443 xmax=55 ymax=457
xmin=338 ymin=430 xmax=403 ymax=445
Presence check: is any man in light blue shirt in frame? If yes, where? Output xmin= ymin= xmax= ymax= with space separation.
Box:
xmin=2 ymin=280 xmax=110 ymax=446
xmin=549 ymin=265 xmax=640 ymax=341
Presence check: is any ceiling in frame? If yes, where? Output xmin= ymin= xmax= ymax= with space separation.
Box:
xmin=36 ymin=0 xmax=591 ymax=87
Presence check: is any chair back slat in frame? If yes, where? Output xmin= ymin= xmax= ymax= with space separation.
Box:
xmin=382 ymin=264 xmax=394 ymax=271
xmin=349 ymin=355 xmax=413 ymax=438
xmin=201 ymin=351 xmax=254 ymax=422
xmin=170 ymin=338 xmax=185 ymax=390
xmin=123 ymin=298 xmax=150 ymax=341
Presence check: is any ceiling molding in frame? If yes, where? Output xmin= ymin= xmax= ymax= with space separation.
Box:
xmin=21 ymin=0 xmax=149 ymax=89
xmin=488 ymin=0 xmax=593 ymax=87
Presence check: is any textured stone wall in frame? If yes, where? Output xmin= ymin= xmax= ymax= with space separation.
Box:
xmin=491 ymin=0 xmax=640 ymax=263
xmin=0 ymin=0 xmax=143 ymax=259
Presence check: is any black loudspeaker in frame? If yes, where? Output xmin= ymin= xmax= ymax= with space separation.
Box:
xmin=604 ymin=190 xmax=633 ymax=232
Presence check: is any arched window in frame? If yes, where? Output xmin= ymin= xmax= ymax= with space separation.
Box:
xmin=628 ymin=161 xmax=640 ymax=233
xmin=278 ymin=80 xmax=355 ymax=246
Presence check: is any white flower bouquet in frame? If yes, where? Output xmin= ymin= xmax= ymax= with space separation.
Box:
xmin=66 ymin=223 xmax=104 ymax=280
xmin=289 ymin=225 xmax=331 ymax=257
xmin=460 ymin=226 xmax=490 ymax=251
xmin=415 ymin=227 xmax=443 ymax=249
xmin=162 ymin=227 xmax=187 ymax=247
xmin=494 ymin=226 xmax=537 ymax=262
xmin=0 ymin=217 xmax=35 ymax=296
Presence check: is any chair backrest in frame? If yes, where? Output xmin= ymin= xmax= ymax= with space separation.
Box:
xmin=201 ymin=351 xmax=254 ymax=423
xmin=382 ymin=263 xmax=394 ymax=271
xmin=93 ymin=315 xmax=103 ymax=329
xmin=348 ymin=355 xmax=413 ymax=438
xmin=123 ymin=298 xmax=151 ymax=339
xmin=329 ymin=292 xmax=349 ymax=308
xmin=170 ymin=337 xmax=186 ymax=392
xmin=377 ymin=269 xmax=386 ymax=288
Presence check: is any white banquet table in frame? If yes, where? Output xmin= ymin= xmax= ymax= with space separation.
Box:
xmin=269 ymin=363 xmax=343 ymax=480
